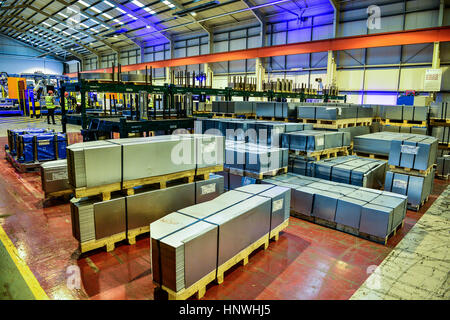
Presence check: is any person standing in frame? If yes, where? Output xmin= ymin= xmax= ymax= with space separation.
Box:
xmin=45 ymin=90 xmax=56 ymax=125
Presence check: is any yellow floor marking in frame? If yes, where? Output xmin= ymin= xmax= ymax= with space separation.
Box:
xmin=0 ymin=224 xmax=49 ymax=300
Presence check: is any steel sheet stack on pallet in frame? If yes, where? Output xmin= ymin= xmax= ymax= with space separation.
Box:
xmin=430 ymin=102 xmax=450 ymax=178
xmin=353 ymin=132 xmax=438 ymax=210
xmin=385 ymin=135 xmax=438 ymax=210
xmin=150 ymin=184 xmax=290 ymax=300
xmin=263 ymin=173 xmax=407 ymax=245
xmin=290 ymin=155 xmax=386 ymax=189
xmin=68 ymin=134 xmax=225 ymax=253
xmin=40 ymin=160 xmax=72 ymax=203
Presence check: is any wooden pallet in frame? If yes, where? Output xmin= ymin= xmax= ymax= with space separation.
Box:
xmin=353 ymin=151 xmax=389 ymax=161
xmin=127 ymin=226 xmax=150 ymax=245
xmin=298 ymin=117 xmax=373 ymax=129
xmin=257 ymin=116 xmax=293 ymax=122
xmin=291 ymin=210 xmax=403 ymax=245
xmin=438 ymin=143 xmax=450 ymax=149
xmin=436 ymin=173 xmax=449 ymax=180
xmin=5 ymin=150 xmax=42 ymax=173
xmin=123 ymin=164 xmax=223 ymax=195
xmin=372 ymin=117 xmax=383 ymax=123
xmin=79 ymin=232 xmax=127 ymax=254
xmin=388 ymin=164 xmax=434 ymax=177
xmin=43 ymin=189 xmax=73 ymax=207
xmin=407 ymin=196 xmax=429 ymax=212
xmin=212 ymin=113 xmax=256 ymax=119
xmin=381 ymin=119 xmax=427 ymax=128
xmin=72 ymin=165 xmax=223 ymax=199
xmin=290 ymin=146 xmax=350 ymax=161
xmin=226 ymin=166 xmax=288 ymax=179
xmin=430 ymin=118 xmax=450 ymax=126
xmin=159 ymin=219 xmax=289 ymax=300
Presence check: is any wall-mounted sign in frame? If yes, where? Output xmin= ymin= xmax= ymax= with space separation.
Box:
xmin=423 ymin=69 xmax=442 ymax=92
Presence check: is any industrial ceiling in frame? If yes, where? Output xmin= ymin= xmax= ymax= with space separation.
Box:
xmin=0 ymin=0 xmax=331 ymax=61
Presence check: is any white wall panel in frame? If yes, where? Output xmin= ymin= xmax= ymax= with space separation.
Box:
xmin=337 ymin=70 xmax=364 ymax=91
xmin=287 ymin=28 xmax=311 ymax=44
xmin=366 ymin=46 xmax=401 ymax=65
xmin=271 ymin=32 xmax=286 ymax=45
xmin=174 ymin=48 xmax=186 ymax=58
xmin=187 ymin=46 xmax=199 ymax=57
xmin=339 ymin=49 xmax=365 ymax=67
xmin=364 ymin=69 xmax=399 ymax=90
xmin=286 ymin=54 xmax=309 ymax=69
xmin=399 ymin=67 xmax=426 ymax=91
xmin=364 ymin=94 xmax=398 ymax=105
xmin=339 ymin=20 xmax=367 ymax=37
xmin=229 ymin=60 xmax=246 ymax=73
xmin=213 ymin=41 xmax=228 ymax=53
xmin=405 ymin=10 xmax=439 ymax=29
xmin=368 ymin=15 xmax=403 ymax=34
xmin=402 ymin=43 xmax=433 ymax=63
xmin=312 ymin=25 xmax=333 ymax=40
xmin=230 ymin=38 xmax=246 ymax=50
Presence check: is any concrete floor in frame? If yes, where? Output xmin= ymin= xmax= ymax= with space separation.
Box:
xmin=0 ymin=116 xmax=448 ymax=300
xmin=0 ymin=115 xmax=80 ymax=137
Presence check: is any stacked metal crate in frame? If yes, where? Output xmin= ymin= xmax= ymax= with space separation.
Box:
xmin=373 ymin=105 xmax=429 ymax=134
xmin=263 ymin=173 xmax=407 ymax=242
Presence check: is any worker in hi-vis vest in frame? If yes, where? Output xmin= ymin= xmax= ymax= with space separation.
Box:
xmin=45 ymin=90 xmax=56 ymax=125
xmin=64 ymin=92 xmax=70 ymax=112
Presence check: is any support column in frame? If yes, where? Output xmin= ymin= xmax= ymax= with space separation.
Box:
xmin=256 ymin=57 xmax=265 ymax=92
xmin=326 ymin=50 xmax=337 ymax=88
xmin=204 ymin=63 xmax=213 ymax=87
xmin=165 ymin=66 xmax=171 ymax=84
xmin=432 ymin=42 xmax=440 ymax=69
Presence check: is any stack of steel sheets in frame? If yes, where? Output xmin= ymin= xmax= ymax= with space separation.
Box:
xmin=225 ymin=141 xmax=289 ymax=173
xmin=388 ymin=135 xmax=438 ymax=170
xmin=430 ymin=101 xmax=450 ymax=120
xmin=310 ymin=155 xmax=387 ymax=188
xmin=380 ymin=105 xmax=428 ymax=122
xmin=281 ymin=130 xmax=351 ymax=152
xmin=297 ymin=104 xmax=374 ymax=120
xmin=381 ymin=125 xmax=427 ymax=135
xmin=67 ymin=134 xmax=224 ymax=188
xmin=150 ymin=184 xmax=290 ymax=293
xmin=432 ymin=126 xmax=450 ymax=144
xmin=436 ymin=155 xmax=450 ymax=177
xmin=263 ymin=173 xmax=407 ymax=239
xmin=40 ymin=160 xmax=70 ymax=194
xmin=353 ymin=132 xmax=424 ymax=156
xmin=384 ymin=169 xmax=434 ymax=209
xmin=71 ymin=175 xmax=224 ymax=245
xmin=255 ymin=102 xmax=297 ymax=118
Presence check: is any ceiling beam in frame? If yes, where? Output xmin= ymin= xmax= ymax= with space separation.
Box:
xmin=241 ymin=0 xmax=265 ymax=25
xmin=23 ymin=4 xmax=118 ymax=52
xmin=10 ymin=16 xmax=100 ymax=56
xmin=170 ymin=0 xmax=212 ymax=34
xmin=1 ymin=27 xmax=82 ymax=60
xmin=104 ymin=0 xmax=173 ymax=43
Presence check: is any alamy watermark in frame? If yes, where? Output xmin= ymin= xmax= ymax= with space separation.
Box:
xmin=367 ymin=5 xmax=381 ymax=30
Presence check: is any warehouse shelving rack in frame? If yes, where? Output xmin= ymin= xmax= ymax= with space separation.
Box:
xmin=60 ymin=79 xmax=346 ymax=139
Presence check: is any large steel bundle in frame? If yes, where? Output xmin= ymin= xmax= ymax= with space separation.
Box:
xmin=297 ymin=104 xmax=374 ymax=120
xmin=436 ymin=156 xmax=450 ymax=177
xmin=384 ymin=169 xmax=434 ymax=208
xmin=380 ymin=105 xmax=428 ymax=121
xmin=255 ymin=101 xmax=297 ymax=118
xmin=431 ymin=126 xmax=450 ymax=144
xmin=430 ymin=101 xmax=450 ymax=119
xmin=281 ymin=130 xmax=351 ymax=152
xmin=225 ymin=141 xmax=288 ymax=173
xmin=212 ymin=101 xmax=255 ymax=114
xmin=150 ymin=184 xmax=290 ymax=293
xmin=388 ymin=135 xmax=438 ymax=170
xmin=311 ymin=155 xmax=387 ymax=188
xmin=66 ymin=134 xmax=225 ymax=188
xmin=40 ymin=160 xmax=70 ymax=194
xmin=263 ymin=173 xmax=407 ymax=239
xmin=71 ymin=175 xmax=224 ymax=245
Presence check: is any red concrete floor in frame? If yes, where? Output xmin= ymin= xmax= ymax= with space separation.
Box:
xmin=0 ymin=133 xmax=447 ymax=300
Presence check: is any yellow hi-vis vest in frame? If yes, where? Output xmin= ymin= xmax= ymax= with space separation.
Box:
xmin=45 ymin=96 xmax=56 ymax=109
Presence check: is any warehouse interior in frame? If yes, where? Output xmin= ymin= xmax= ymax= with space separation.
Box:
xmin=0 ymin=0 xmax=449 ymax=302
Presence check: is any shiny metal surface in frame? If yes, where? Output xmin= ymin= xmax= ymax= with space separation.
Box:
xmin=335 ymin=197 xmax=366 ymax=229
xmin=359 ymin=203 xmax=393 ymax=238
xmin=84 ymin=144 xmax=122 ymax=187
xmin=312 ymin=190 xmax=340 ymax=221
xmin=94 ymin=197 xmax=126 ymax=239
xmin=70 ymin=198 xmax=96 ymax=242
xmin=127 ymin=183 xmax=195 ymax=230
xmin=40 ymin=160 xmax=70 ymax=193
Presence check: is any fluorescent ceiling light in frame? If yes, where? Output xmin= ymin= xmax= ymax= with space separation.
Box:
xmin=128 ymin=14 xmax=137 ymax=19
xmin=143 ymin=7 xmax=152 ymax=13
xmin=117 ymin=8 xmax=126 ymax=14
xmin=80 ymin=23 xmax=89 ymax=28
xmin=80 ymin=12 xmax=89 ymax=19
xmin=132 ymin=0 xmax=144 ymax=7
xmin=52 ymin=26 xmax=62 ymax=31
xmin=42 ymin=22 xmax=51 ymax=27
xmin=63 ymin=31 xmax=70 ymax=35
xmin=104 ymin=1 xmax=114 ymax=7
xmin=190 ymin=11 xmax=196 ymax=16
xmin=78 ymin=0 xmax=89 ymax=6
xmin=163 ymin=1 xmax=170 ymax=5
xmin=91 ymin=7 xmax=102 ymax=14
xmin=146 ymin=25 xmax=151 ymax=29
xmin=102 ymin=13 xmax=113 ymax=19
xmin=113 ymin=19 xmax=124 ymax=25
xmin=168 ymin=4 xmax=175 ymax=8
xmin=58 ymin=12 xmax=68 ymax=18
